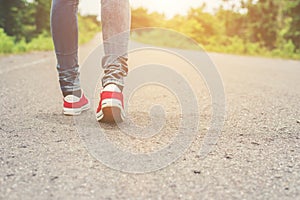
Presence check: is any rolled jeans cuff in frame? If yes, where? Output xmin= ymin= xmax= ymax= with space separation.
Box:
xmin=57 ymin=64 xmax=81 ymax=93
xmin=102 ymin=54 xmax=128 ymax=89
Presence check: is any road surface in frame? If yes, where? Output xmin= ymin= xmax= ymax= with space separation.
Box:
xmin=0 ymin=34 xmax=299 ymax=199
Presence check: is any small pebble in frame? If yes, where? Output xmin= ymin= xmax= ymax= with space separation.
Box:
xmin=251 ymin=142 xmax=260 ymax=145
xmin=50 ymin=176 xmax=59 ymax=181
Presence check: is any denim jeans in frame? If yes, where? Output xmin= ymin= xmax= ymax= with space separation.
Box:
xmin=50 ymin=0 xmax=130 ymax=93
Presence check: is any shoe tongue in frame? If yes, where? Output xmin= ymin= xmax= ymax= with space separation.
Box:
xmin=103 ymin=84 xmax=121 ymax=92
xmin=64 ymin=95 xmax=80 ymax=103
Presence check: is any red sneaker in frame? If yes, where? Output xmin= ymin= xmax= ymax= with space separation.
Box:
xmin=63 ymin=93 xmax=90 ymax=116
xmin=96 ymin=90 xmax=125 ymax=122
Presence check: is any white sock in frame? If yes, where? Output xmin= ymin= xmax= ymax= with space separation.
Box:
xmin=103 ymin=84 xmax=121 ymax=92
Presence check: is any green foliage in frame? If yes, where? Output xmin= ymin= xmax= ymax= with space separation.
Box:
xmin=243 ymin=0 xmax=279 ymax=49
xmin=78 ymin=15 xmax=101 ymax=44
xmin=216 ymin=8 xmax=246 ymax=37
xmin=131 ymin=7 xmax=166 ymax=29
xmin=0 ymin=0 xmax=35 ymax=41
xmin=131 ymin=29 xmax=201 ymax=50
xmin=0 ymin=28 xmax=15 ymax=53
xmin=1 ymin=0 xmax=299 ymax=59
xmin=26 ymin=31 xmax=53 ymax=51
xmin=0 ymin=0 xmax=100 ymax=54
xmin=131 ymin=1 xmax=300 ymax=60
xmin=34 ymin=0 xmax=51 ymax=34
xmin=0 ymin=28 xmax=51 ymax=54
xmin=0 ymin=15 xmax=100 ymax=54
xmin=286 ymin=0 xmax=300 ymax=50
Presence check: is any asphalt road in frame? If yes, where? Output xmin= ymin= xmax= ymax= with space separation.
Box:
xmin=0 ymin=34 xmax=299 ymax=199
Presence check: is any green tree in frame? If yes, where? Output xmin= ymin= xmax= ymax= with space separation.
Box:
xmin=286 ymin=0 xmax=300 ymax=51
xmin=34 ymin=0 xmax=51 ymax=34
xmin=131 ymin=7 xmax=166 ymax=30
xmin=0 ymin=0 xmax=37 ymax=41
xmin=243 ymin=0 xmax=280 ymax=49
xmin=182 ymin=7 xmax=223 ymax=45
xmin=216 ymin=5 xmax=246 ymax=38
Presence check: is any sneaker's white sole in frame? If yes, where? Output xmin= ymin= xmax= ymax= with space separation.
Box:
xmin=96 ymin=99 xmax=125 ymax=123
xmin=63 ymin=103 xmax=90 ymax=116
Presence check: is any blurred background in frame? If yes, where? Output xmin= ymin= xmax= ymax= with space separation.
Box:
xmin=0 ymin=0 xmax=299 ymax=59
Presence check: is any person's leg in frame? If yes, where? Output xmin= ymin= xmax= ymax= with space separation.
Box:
xmin=51 ymin=0 xmax=89 ymax=116
xmin=101 ymin=0 xmax=131 ymax=90
xmin=97 ymin=0 xmax=130 ymax=122
xmin=51 ymin=0 xmax=81 ymax=97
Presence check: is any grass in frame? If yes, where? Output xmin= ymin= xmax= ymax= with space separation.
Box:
xmin=0 ymin=15 xmax=101 ymax=54
xmin=131 ymin=29 xmax=300 ymax=60
xmin=2 ymin=23 xmax=299 ymax=60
